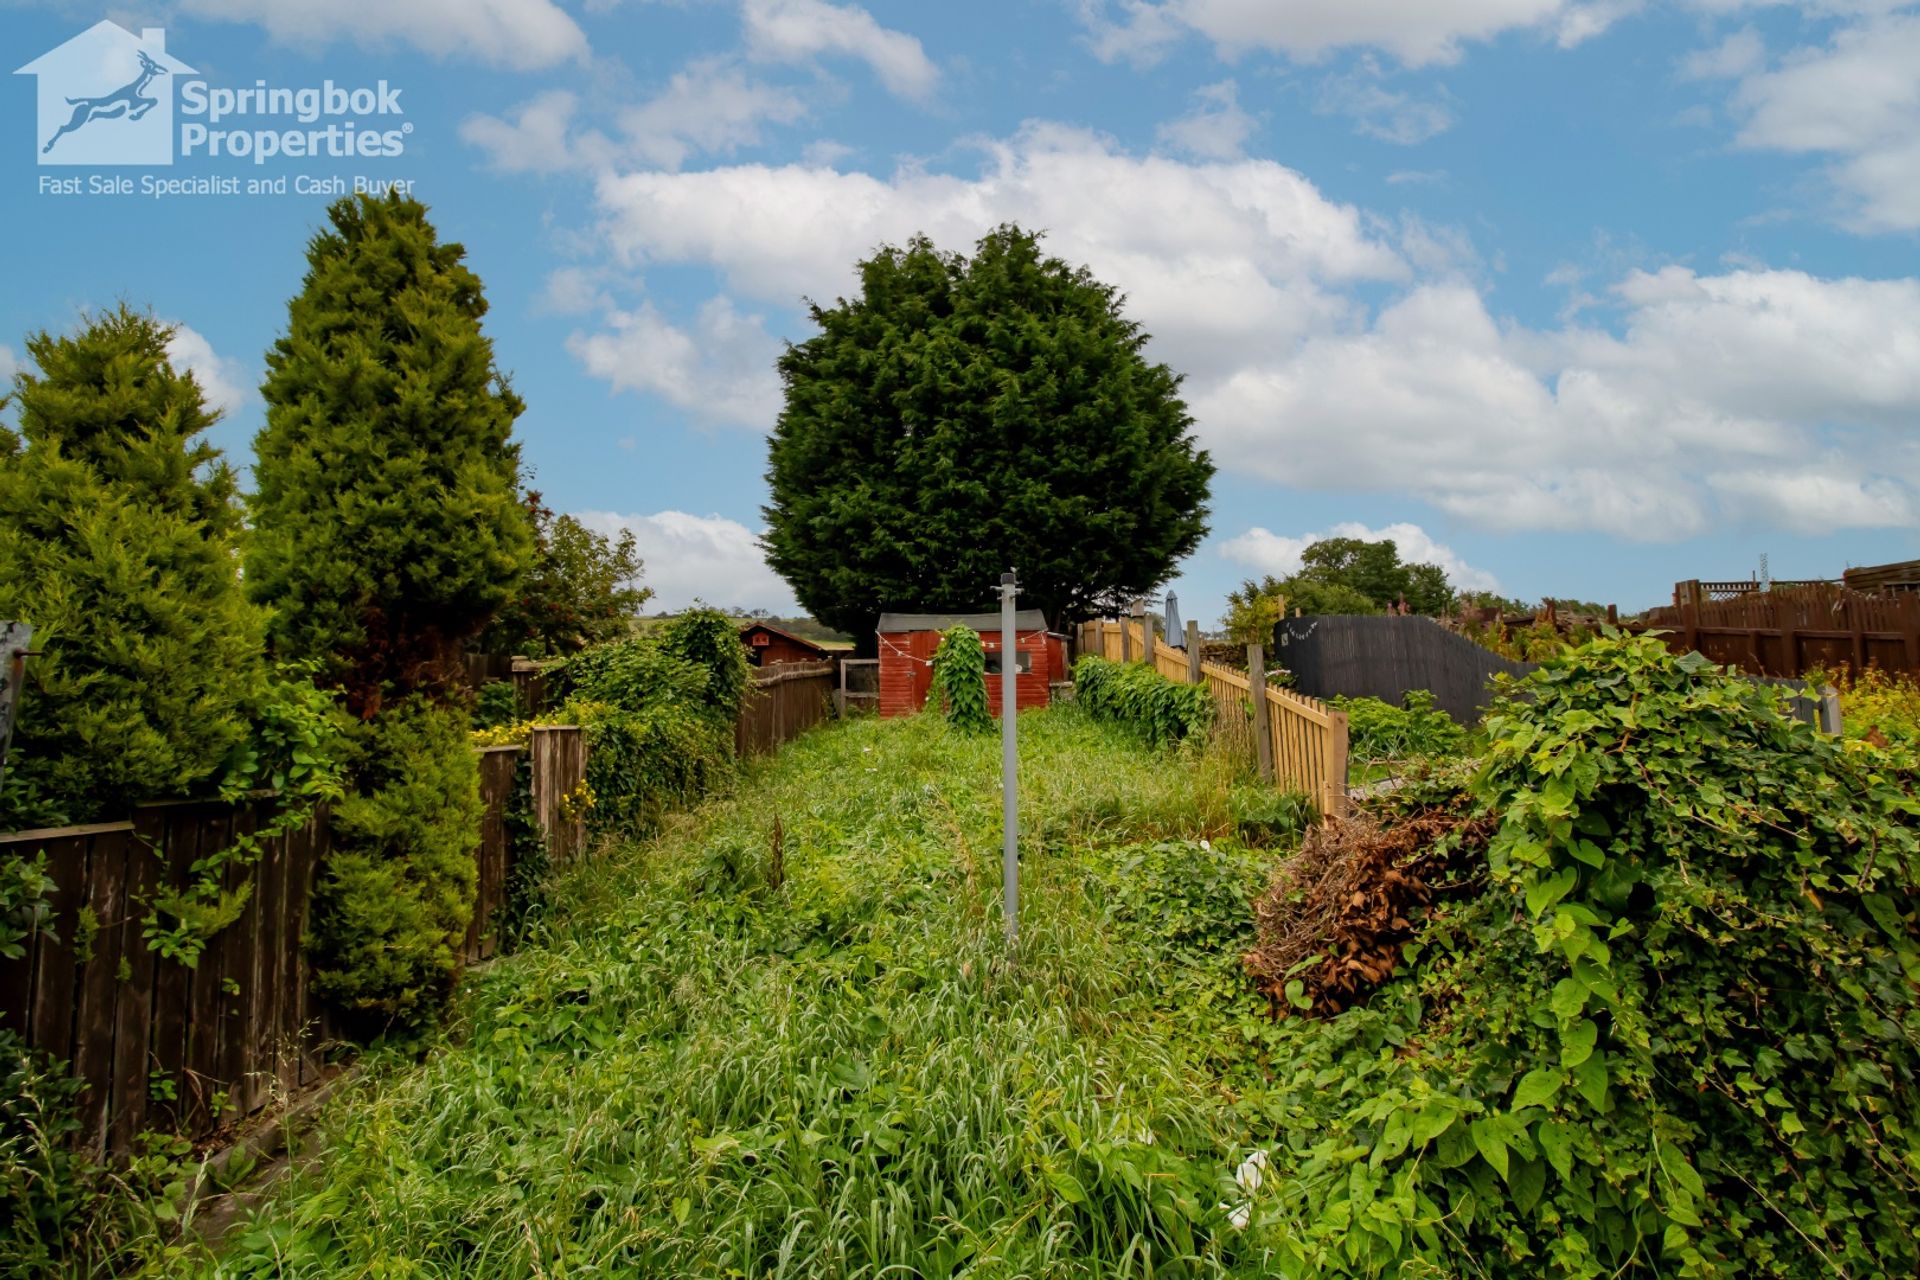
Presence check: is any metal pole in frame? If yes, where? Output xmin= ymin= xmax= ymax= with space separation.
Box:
xmin=1000 ymin=572 xmax=1019 ymax=944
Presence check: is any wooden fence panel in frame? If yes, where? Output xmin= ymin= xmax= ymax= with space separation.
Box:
xmin=1153 ymin=638 xmax=1188 ymax=682
xmin=530 ymin=726 xmax=587 ymax=863
xmin=735 ymin=661 xmax=833 ymax=756
xmin=1642 ymin=584 xmax=1920 ymax=678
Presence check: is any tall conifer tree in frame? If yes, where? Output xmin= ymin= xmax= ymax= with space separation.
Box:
xmin=248 ymin=192 xmax=532 ymax=712
xmin=0 ymin=306 xmax=265 ymax=827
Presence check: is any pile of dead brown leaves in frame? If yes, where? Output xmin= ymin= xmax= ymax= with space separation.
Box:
xmin=1244 ymin=799 xmax=1492 ymax=1017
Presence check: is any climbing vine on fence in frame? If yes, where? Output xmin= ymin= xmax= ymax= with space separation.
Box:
xmin=1073 ymin=656 xmax=1212 ymax=747
xmin=1246 ymin=634 xmax=1920 ymax=1278
xmin=929 ymin=626 xmax=992 ymax=734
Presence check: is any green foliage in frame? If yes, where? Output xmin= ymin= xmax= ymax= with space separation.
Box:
xmin=307 ymin=699 xmax=483 ymax=1026
xmin=493 ymin=753 xmax=550 ymax=952
xmin=658 ymin=606 xmax=753 ymax=726
xmin=1331 ymin=689 xmax=1469 ymax=772
xmin=471 ymin=679 xmax=519 ymax=731
xmin=928 ymin=625 xmax=992 ymax=733
xmin=1074 ymin=655 xmax=1213 ymax=747
xmin=555 ymin=629 xmax=739 ymax=837
xmin=0 ymin=850 xmax=55 ymax=960
xmin=145 ymin=666 xmax=351 ymax=966
xmin=1226 ymin=536 xmax=1455 ymax=637
xmin=480 ymin=491 xmax=650 ymax=657
xmin=247 ymin=192 xmax=533 ymax=712
xmin=0 ymin=1025 xmax=90 ymax=1273
xmin=0 ymin=305 xmax=267 ymax=828
xmin=763 ymin=224 xmax=1214 ymax=636
xmin=1247 ymin=634 xmax=1920 ymax=1277
xmin=177 ymin=708 xmax=1275 ymax=1277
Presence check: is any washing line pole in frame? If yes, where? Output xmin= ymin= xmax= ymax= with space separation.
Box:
xmin=1000 ymin=570 xmax=1019 ymax=945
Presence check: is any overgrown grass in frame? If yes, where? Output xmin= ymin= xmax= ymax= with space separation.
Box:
xmin=169 ymin=708 xmax=1299 ymax=1278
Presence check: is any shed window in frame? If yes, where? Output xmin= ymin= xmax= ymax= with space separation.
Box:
xmin=984 ymin=649 xmax=1033 ymax=675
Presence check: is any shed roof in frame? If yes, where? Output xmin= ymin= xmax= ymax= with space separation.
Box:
xmin=739 ymin=621 xmax=833 ymax=653
xmin=879 ymin=610 xmax=1049 ymax=634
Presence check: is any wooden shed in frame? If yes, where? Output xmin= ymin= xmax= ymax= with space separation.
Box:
xmin=877 ymin=610 xmax=1065 ymax=718
xmin=740 ymin=621 xmax=835 ymax=667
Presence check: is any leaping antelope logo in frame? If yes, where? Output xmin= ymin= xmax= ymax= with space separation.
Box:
xmin=42 ymin=49 xmax=166 ymax=155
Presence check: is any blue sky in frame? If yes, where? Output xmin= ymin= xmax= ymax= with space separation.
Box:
xmin=5 ymin=0 xmax=1919 ymax=625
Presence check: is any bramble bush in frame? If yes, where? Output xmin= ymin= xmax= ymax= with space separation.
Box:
xmin=1332 ymin=689 xmax=1469 ymax=771
xmin=1074 ymin=655 xmax=1213 ymax=747
xmin=928 ymin=625 xmax=992 ymax=733
xmin=1246 ymin=634 xmax=1920 ymax=1277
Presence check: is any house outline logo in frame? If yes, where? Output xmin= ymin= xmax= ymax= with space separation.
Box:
xmin=15 ymin=21 xmax=195 ymax=166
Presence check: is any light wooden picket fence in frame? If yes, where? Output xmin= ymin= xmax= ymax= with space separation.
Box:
xmin=1073 ymin=619 xmax=1349 ymax=819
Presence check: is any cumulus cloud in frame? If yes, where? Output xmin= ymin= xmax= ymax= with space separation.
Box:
xmin=574 ymin=509 xmax=798 ymax=612
xmin=741 ymin=0 xmax=939 ymax=99
xmin=567 ymin=123 xmax=1920 ymax=541
xmin=1077 ymin=0 xmax=1627 ymax=69
xmin=1221 ymin=521 xmax=1502 ymax=591
xmin=178 ymin=0 xmax=587 ymax=69
xmin=566 ymin=296 xmax=783 ymax=428
xmin=1723 ymin=12 xmax=1920 ymax=231
xmin=591 ymin=122 xmax=1403 ymax=386
xmin=0 ymin=344 xmax=17 ymax=384
xmin=164 ymin=323 xmax=254 ymax=421
xmin=1156 ymin=80 xmax=1259 ymax=159
xmin=462 ymin=61 xmax=808 ymax=174
xmin=1679 ymin=26 xmax=1764 ymax=80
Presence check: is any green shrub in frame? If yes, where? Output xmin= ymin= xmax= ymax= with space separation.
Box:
xmin=658 ymin=607 xmax=753 ymax=725
xmin=0 ymin=306 xmax=267 ymax=828
xmin=569 ymin=698 xmax=731 ymax=837
xmin=1250 ymin=634 xmax=1920 ymax=1277
xmin=307 ymin=699 xmax=483 ymax=1026
xmin=1331 ymin=688 xmax=1468 ymax=769
xmin=0 ymin=1026 xmax=92 ymax=1273
xmin=1074 ymin=655 xmax=1213 ymax=747
xmin=471 ymin=679 xmax=520 ymax=731
xmin=247 ymin=192 xmax=533 ymax=712
xmin=928 ymin=625 xmax=992 ymax=733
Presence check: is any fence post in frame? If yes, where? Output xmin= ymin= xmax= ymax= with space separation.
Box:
xmin=1120 ymin=610 xmax=1134 ymax=663
xmin=1819 ymin=686 xmax=1843 ymax=736
xmin=1247 ymin=642 xmax=1274 ymax=784
xmin=1326 ymin=708 xmax=1350 ymax=819
xmin=1185 ymin=620 xmax=1201 ymax=683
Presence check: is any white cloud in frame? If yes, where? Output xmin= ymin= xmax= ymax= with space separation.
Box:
xmin=1196 ymin=267 xmax=1920 ymax=538
xmin=462 ymin=61 xmax=808 ymax=174
xmin=1315 ymin=63 xmax=1455 ymax=144
xmin=1221 ymin=521 xmax=1502 ymax=591
xmin=571 ymin=124 xmax=1920 ymax=541
xmin=0 ymin=344 xmax=17 ymax=384
xmin=591 ymin=121 xmax=1404 ymax=387
xmin=1077 ymin=0 xmax=1628 ymax=69
xmin=1724 ymin=12 xmax=1920 ymax=230
xmin=741 ymin=0 xmax=939 ymax=99
xmin=164 ymin=323 xmax=253 ymax=420
xmin=1156 ymin=80 xmax=1259 ymax=159
xmin=574 ymin=509 xmax=798 ymax=612
xmin=538 ymin=266 xmax=614 ymax=315
xmin=566 ymin=296 xmax=782 ymax=428
xmin=177 ymin=0 xmax=587 ymax=70
xmin=1679 ymin=26 xmax=1764 ymax=80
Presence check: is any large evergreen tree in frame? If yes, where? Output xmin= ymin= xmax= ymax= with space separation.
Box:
xmin=247 ymin=192 xmax=533 ymax=712
xmin=763 ymin=225 xmax=1213 ymax=640
xmin=0 ymin=307 xmax=266 ymax=827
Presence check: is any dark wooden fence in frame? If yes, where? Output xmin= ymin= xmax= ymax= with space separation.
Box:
xmin=0 ymin=733 xmax=585 ymax=1160
xmin=1278 ymin=613 xmax=1842 ymax=730
xmin=1276 ymin=615 xmax=1535 ymax=725
xmin=736 ymin=661 xmax=834 ymax=756
xmin=1642 ymin=585 xmax=1920 ymax=678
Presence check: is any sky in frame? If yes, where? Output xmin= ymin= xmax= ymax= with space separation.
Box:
xmin=4 ymin=0 xmax=1919 ymax=626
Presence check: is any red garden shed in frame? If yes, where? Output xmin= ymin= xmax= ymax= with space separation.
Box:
xmin=877 ymin=610 xmax=1066 ymax=718
xmin=739 ymin=621 xmax=835 ymax=667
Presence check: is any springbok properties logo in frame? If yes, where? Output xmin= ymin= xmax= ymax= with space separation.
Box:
xmin=15 ymin=21 xmax=190 ymax=165
xmin=16 ymin=21 xmax=412 ymax=171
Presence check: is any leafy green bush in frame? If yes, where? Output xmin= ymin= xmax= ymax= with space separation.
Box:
xmin=928 ymin=625 xmax=992 ymax=733
xmin=1332 ymin=689 xmax=1468 ymax=769
xmin=658 ymin=606 xmax=753 ymax=726
xmin=307 ymin=699 xmax=483 ymax=1026
xmin=1074 ymin=655 xmax=1213 ymax=747
xmin=1249 ymin=635 xmax=1920 ymax=1277
xmin=0 ymin=1025 xmax=91 ymax=1273
xmin=471 ymin=679 xmax=520 ymax=731
xmin=0 ymin=306 xmax=267 ymax=829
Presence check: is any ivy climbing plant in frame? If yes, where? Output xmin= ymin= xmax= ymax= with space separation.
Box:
xmin=928 ymin=626 xmax=992 ymax=734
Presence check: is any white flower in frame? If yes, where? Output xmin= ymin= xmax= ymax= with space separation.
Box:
xmin=1235 ymin=1148 xmax=1269 ymax=1194
xmin=1227 ymin=1201 xmax=1251 ymax=1231
xmin=1200 ymin=838 xmax=1212 ymax=852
